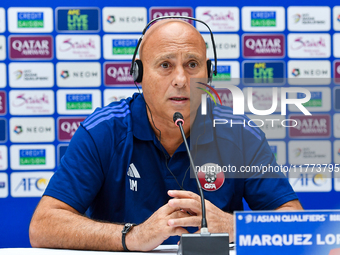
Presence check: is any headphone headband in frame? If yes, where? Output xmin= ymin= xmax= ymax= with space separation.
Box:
xmin=129 ymin=16 xmax=218 ymax=77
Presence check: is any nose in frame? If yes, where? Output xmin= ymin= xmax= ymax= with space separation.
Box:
xmin=171 ymin=65 xmax=187 ymax=88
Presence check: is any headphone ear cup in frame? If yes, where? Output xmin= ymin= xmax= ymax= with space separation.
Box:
xmin=132 ymin=60 xmax=143 ymax=83
xmin=207 ymin=59 xmax=213 ymax=82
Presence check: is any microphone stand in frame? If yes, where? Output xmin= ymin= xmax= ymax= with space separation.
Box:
xmin=173 ymin=112 xmax=229 ymax=255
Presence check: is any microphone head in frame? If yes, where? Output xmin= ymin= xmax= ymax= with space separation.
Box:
xmin=173 ymin=112 xmax=183 ymax=123
xmin=173 ymin=112 xmax=184 ymax=127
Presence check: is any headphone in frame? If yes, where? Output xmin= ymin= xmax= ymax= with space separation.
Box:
xmin=129 ymin=16 xmax=218 ymax=83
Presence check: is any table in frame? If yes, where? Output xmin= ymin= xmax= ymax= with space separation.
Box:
xmin=0 ymin=245 xmax=235 ymax=255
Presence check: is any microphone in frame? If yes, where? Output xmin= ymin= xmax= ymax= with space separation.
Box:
xmin=173 ymin=112 xmax=229 ymax=255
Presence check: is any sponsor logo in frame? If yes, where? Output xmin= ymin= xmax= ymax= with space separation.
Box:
xmin=334 ymin=34 xmax=340 ymax=58
xmin=243 ymin=34 xmax=285 ymax=58
xmin=333 ymin=114 xmax=340 ymax=138
xmin=288 ymin=33 xmax=330 ymax=58
xmin=195 ymin=7 xmax=239 ymax=32
xmin=9 ymin=90 xmax=54 ymax=115
xmin=103 ymin=35 xmax=140 ymax=60
xmin=213 ymin=61 xmax=240 ymax=85
xmin=57 ymin=144 xmax=68 ymax=166
xmin=288 ymin=7 xmax=330 ymax=31
xmin=103 ymin=7 xmax=146 ymax=32
xmin=247 ymin=115 xmax=286 ymax=139
xmin=0 ymin=146 xmax=8 ymax=170
xmin=104 ymin=62 xmax=134 ymax=86
xmin=9 ymin=36 xmax=53 ymax=60
xmin=268 ymin=141 xmax=286 ymax=165
xmin=8 ymin=8 xmax=52 ymax=33
xmin=333 ymin=140 xmax=340 ymax=164
xmin=150 ymin=7 xmax=193 ymax=24
xmin=0 ymin=119 xmax=6 ymax=142
xmin=56 ymin=35 xmax=101 ymax=60
xmin=56 ymin=62 xmax=101 ymax=87
xmin=335 ymin=88 xmax=340 ymax=111
xmin=289 ymin=115 xmax=331 ymax=138
xmin=17 ymin=12 xmax=44 ymax=28
xmin=57 ymin=89 xmax=101 ymax=115
xmin=289 ymin=168 xmax=332 ymax=192
xmin=197 ymin=163 xmax=225 ymax=191
xmin=19 ymin=149 xmax=46 ymax=165
xmin=112 ymin=39 xmax=137 ymax=55
xmin=214 ymin=88 xmax=233 ymax=108
xmin=288 ymin=141 xmax=331 ymax=164
xmin=0 ymin=63 xmax=6 ymax=88
xmin=10 ymin=117 xmax=55 ymax=142
xmin=0 ymin=8 xmax=5 ymax=33
xmin=335 ymin=171 xmax=340 ymax=192
xmin=127 ymin=163 xmax=140 ymax=191
xmin=58 ymin=117 xmax=86 ymax=141
xmin=56 ymin=8 xmax=100 ymax=32
xmin=103 ymin=89 xmax=140 ymax=106
xmin=0 ymin=35 xmax=6 ymax=60
xmin=243 ymin=87 xmax=281 ymax=113
xmin=9 ymin=63 xmax=54 ymax=88
xmin=334 ymin=7 xmax=340 ymax=31
xmin=10 ymin=172 xmax=54 ymax=197
xmin=243 ymin=61 xmax=285 ymax=85
xmin=298 ymin=91 xmax=322 ymax=107
xmin=10 ymin=145 xmax=55 ymax=170
xmin=0 ymin=91 xmax=6 ymax=115
xmin=242 ymin=7 xmax=285 ymax=32
xmin=202 ymin=34 xmax=239 ymax=59
xmin=251 ymin=11 xmax=276 ymax=27
xmin=289 ymin=87 xmax=331 ymax=113
xmin=0 ymin=173 xmax=8 ymax=198
xmin=66 ymin=94 xmax=92 ymax=110
xmin=288 ymin=60 xmax=331 ymax=85
xmin=335 ymin=61 xmax=340 ymax=84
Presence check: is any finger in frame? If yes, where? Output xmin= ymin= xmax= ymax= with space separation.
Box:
xmin=160 ymin=203 xmax=182 ymax=215
xmin=171 ymin=227 xmax=189 ymax=237
xmin=168 ymin=216 xmax=201 ymax=228
xmin=168 ymin=190 xmax=200 ymax=201
xmin=168 ymin=198 xmax=201 ymax=213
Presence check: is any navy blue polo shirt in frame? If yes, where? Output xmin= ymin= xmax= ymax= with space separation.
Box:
xmin=44 ymin=93 xmax=297 ymax=244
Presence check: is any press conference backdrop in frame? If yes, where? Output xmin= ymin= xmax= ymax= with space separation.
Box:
xmin=1 ymin=0 xmax=340 ymax=248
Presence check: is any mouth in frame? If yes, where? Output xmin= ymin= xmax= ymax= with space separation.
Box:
xmin=169 ymin=97 xmax=189 ymax=102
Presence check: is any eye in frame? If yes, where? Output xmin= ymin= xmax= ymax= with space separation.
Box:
xmin=161 ymin=62 xmax=170 ymax=69
xmin=188 ymin=62 xmax=198 ymax=68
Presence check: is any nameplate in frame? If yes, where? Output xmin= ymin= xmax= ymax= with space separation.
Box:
xmin=235 ymin=210 xmax=340 ymax=255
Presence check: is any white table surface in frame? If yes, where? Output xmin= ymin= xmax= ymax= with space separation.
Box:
xmin=0 ymin=245 xmax=235 ymax=255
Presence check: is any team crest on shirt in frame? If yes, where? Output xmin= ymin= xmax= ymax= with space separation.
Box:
xmin=197 ymin=163 xmax=225 ymax=191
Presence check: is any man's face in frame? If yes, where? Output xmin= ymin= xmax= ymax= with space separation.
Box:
xmin=140 ymin=21 xmax=207 ymax=124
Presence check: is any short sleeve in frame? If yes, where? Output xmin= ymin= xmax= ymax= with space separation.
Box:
xmin=44 ymin=125 xmax=104 ymax=213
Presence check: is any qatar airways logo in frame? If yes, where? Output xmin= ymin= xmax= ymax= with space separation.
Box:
xmin=104 ymin=62 xmax=134 ymax=85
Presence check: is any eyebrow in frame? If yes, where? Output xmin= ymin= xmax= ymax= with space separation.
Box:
xmin=155 ymin=53 xmax=202 ymax=63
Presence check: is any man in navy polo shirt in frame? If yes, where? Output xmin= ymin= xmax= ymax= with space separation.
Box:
xmin=29 ymin=19 xmax=302 ymax=251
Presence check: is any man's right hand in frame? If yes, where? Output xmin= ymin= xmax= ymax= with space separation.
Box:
xmin=126 ymin=203 xmax=190 ymax=251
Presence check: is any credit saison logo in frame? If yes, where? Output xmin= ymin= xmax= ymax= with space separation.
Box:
xmin=298 ymin=92 xmax=322 ymax=107
xmin=56 ymin=8 xmax=100 ymax=32
xmin=214 ymin=65 xmax=231 ymax=81
xmin=112 ymin=39 xmax=138 ymax=55
xmin=19 ymin=149 xmax=46 ymax=165
xmin=66 ymin=94 xmax=92 ymax=110
xmin=17 ymin=12 xmax=44 ymax=28
xmin=251 ymin=11 xmax=276 ymax=27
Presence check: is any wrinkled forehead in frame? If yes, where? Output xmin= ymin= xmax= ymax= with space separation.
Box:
xmin=139 ymin=19 xmax=206 ymax=60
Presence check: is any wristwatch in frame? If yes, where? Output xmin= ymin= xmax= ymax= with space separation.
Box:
xmin=122 ymin=223 xmax=136 ymax=252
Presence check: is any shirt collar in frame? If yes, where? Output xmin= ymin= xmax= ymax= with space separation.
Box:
xmin=131 ymin=93 xmax=155 ymax=141
xmin=131 ymin=93 xmax=215 ymax=145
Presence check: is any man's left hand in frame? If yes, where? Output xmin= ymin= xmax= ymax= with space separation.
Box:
xmin=167 ymin=190 xmax=234 ymax=241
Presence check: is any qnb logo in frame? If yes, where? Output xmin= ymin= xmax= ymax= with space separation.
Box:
xmin=201 ymin=84 xmax=312 ymax=116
